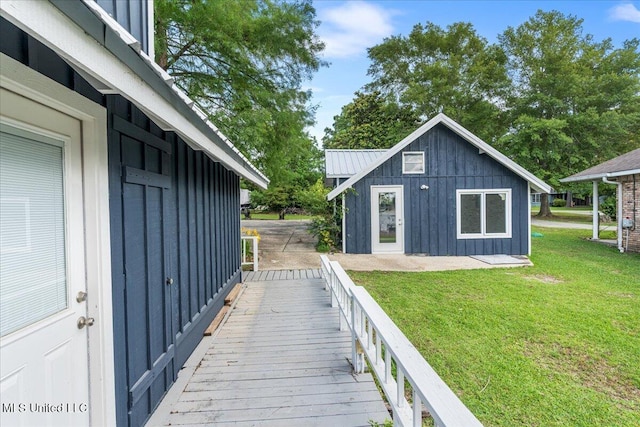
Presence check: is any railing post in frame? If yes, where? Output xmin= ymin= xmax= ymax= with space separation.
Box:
xmin=252 ymin=236 xmax=258 ymax=271
xmin=413 ymin=389 xmax=422 ymax=427
xmin=330 ymin=269 xmax=337 ymax=308
xmin=350 ymin=292 xmax=358 ymax=373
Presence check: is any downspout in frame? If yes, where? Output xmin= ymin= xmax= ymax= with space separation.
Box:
xmin=602 ymin=177 xmax=624 ymax=252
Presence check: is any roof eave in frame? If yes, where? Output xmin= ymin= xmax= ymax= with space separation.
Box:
xmin=560 ymin=169 xmax=640 ymax=183
xmin=1 ymin=0 xmax=269 ymax=189
xmin=327 ymin=113 xmax=551 ymax=200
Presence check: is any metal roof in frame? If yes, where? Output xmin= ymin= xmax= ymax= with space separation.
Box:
xmin=328 ymin=113 xmax=552 ymax=201
xmin=560 ymin=148 xmax=640 ymax=183
xmin=325 ymin=149 xmax=388 ymax=178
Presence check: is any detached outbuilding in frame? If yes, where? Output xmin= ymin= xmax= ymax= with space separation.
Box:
xmin=561 ymin=148 xmax=640 ymax=253
xmin=326 ymin=113 xmax=550 ymax=256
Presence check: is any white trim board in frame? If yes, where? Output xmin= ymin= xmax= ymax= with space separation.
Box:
xmin=1 ymin=0 xmax=268 ymax=189
xmin=328 ymin=113 xmax=551 ymax=200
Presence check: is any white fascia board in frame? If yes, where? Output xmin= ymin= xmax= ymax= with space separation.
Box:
xmin=1 ymin=0 xmax=268 ymax=189
xmin=328 ymin=113 xmax=551 ymax=200
xmin=560 ymin=169 xmax=640 ymax=183
xmin=439 ymin=115 xmax=551 ymax=193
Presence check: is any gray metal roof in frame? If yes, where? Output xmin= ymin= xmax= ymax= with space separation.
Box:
xmin=561 ymin=148 xmax=640 ymax=182
xmin=325 ymin=149 xmax=388 ymax=178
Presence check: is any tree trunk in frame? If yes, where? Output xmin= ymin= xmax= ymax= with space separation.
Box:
xmin=537 ymin=193 xmax=553 ymax=217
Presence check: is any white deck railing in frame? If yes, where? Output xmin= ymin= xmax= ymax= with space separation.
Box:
xmin=241 ymin=235 xmax=258 ymax=271
xmin=320 ymin=255 xmax=483 ymax=427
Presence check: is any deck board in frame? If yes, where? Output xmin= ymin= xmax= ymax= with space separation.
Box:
xmin=148 ymin=271 xmax=389 ymax=426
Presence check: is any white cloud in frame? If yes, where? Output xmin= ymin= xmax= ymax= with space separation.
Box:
xmin=609 ymin=2 xmax=640 ymax=23
xmin=318 ymin=1 xmax=396 ymax=58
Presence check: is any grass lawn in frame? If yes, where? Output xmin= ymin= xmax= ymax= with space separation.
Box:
xmin=531 ymin=207 xmax=616 ymax=225
xmin=351 ymin=228 xmax=640 ymax=427
xmin=243 ymin=212 xmax=314 ymax=220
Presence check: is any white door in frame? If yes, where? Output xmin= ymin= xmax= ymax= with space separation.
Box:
xmin=371 ymin=185 xmax=404 ymax=253
xmin=0 ymin=88 xmax=90 ymax=426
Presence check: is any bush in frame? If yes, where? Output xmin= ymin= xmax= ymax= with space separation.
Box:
xmin=600 ymin=196 xmax=617 ymax=221
xmin=552 ymin=198 xmax=567 ymax=207
xmin=296 ymin=179 xmax=331 ymax=215
xmin=308 ymin=215 xmax=340 ymax=252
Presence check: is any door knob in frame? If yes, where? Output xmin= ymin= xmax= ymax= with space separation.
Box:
xmin=77 ymin=316 xmax=95 ymax=329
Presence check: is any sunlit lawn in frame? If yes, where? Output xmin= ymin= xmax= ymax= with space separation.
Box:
xmin=351 ymin=228 xmax=640 ymax=427
xmin=531 ymin=207 xmax=616 ymax=225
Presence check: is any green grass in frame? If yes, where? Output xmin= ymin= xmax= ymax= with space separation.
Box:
xmin=351 ymin=228 xmax=640 ymax=427
xmin=242 ymin=212 xmax=314 ymax=220
xmin=531 ymin=207 xmax=615 ymax=225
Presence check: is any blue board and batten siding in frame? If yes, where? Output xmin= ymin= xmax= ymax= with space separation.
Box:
xmin=107 ymin=98 xmax=242 ymax=426
xmin=1 ymin=19 xmax=242 ymax=427
xmin=345 ymin=124 xmax=529 ymax=255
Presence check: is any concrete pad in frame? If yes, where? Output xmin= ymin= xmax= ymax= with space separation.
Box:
xmin=470 ymin=255 xmax=532 ymax=265
xmin=327 ymin=253 xmax=531 ymax=272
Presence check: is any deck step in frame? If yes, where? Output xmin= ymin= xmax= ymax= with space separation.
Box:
xmin=224 ymin=283 xmax=242 ymax=306
xmin=203 ymin=306 xmax=229 ymax=336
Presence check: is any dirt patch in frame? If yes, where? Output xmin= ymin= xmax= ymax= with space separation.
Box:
xmin=523 ymin=341 xmax=640 ymax=408
xmin=523 ymin=274 xmax=563 ymax=284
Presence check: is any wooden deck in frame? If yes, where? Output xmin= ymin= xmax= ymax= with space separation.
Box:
xmin=148 ymin=271 xmax=390 ymax=426
xmin=243 ymin=268 xmax=323 ymax=282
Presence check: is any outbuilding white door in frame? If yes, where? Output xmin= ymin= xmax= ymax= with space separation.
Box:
xmin=371 ymin=185 xmax=404 ymax=253
xmin=0 ymin=88 xmax=90 ymax=426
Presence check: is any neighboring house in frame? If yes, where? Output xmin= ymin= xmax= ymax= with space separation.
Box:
xmin=561 ymin=148 xmax=640 ymax=253
xmin=327 ymin=113 xmax=550 ymax=256
xmin=0 ymin=1 xmax=268 ymax=426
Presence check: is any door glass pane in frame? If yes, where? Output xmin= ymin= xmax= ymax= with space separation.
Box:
xmin=378 ymin=192 xmax=396 ymax=243
xmin=1 ymin=125 xmax=67 ymax=337
xmin=460 ymin=193 xmax=481 ymax=234
xmin=486 ymin=193 xmax=507 ymax=234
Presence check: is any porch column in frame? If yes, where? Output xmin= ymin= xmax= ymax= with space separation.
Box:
xmin=592 ymin=180 xmax=599 ymax=240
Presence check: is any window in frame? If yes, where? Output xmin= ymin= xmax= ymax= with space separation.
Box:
xmin=456 ymin=189 xmax=511 ymax=239
xmin=1 ymin=124 xmax=67 ymax=337
xmin=402 ymin=152 xmax=424 ymax=174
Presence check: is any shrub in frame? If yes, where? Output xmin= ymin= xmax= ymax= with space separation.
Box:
xmin=552 ymin=198 xmax=567 ymax=207
xmin=600 ymin=196 xmax=617 ymax=221
xmin=308 ymin=215 xmax=340 ymax=252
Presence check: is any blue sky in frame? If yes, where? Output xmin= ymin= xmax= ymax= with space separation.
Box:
xmin=306 ymin=0 xmax=640 ymax=144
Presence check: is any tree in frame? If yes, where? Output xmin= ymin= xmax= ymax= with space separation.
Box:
xmin=497 ymin=10 xmax=640 ymax=216
xmin=322 ymin=91 xmax=419 ymax=149
xmin=366 ymin=22 xmax=509 ymax=144
xmin=155 ymin=0 xmax=326 ymax=182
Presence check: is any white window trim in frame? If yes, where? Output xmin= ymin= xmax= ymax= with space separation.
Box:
xmin=456 ymin=189 xmax=512 ymax=239
xmin=402 ymin=151 xmax=425 ymax=174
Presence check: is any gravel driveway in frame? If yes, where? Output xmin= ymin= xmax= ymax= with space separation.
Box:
xmin=241 ymin=219 xmax=321 ymax=270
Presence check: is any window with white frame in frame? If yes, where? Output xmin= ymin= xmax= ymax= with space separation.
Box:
xmin=402 ymin=152 xmax=424 ymax=174
xmin=456 ymin=189 xmax=511 ymax=239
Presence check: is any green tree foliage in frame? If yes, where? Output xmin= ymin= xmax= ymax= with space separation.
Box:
xmin=365 ymin=22 xmax=509 ymax=144
xmin=497 ymin=10 xmax=640 ymax=215
xmin=322 ymin=91 xmax=419 ymax=149
xmin=155 ymin=0 xmax=326 ymax=184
